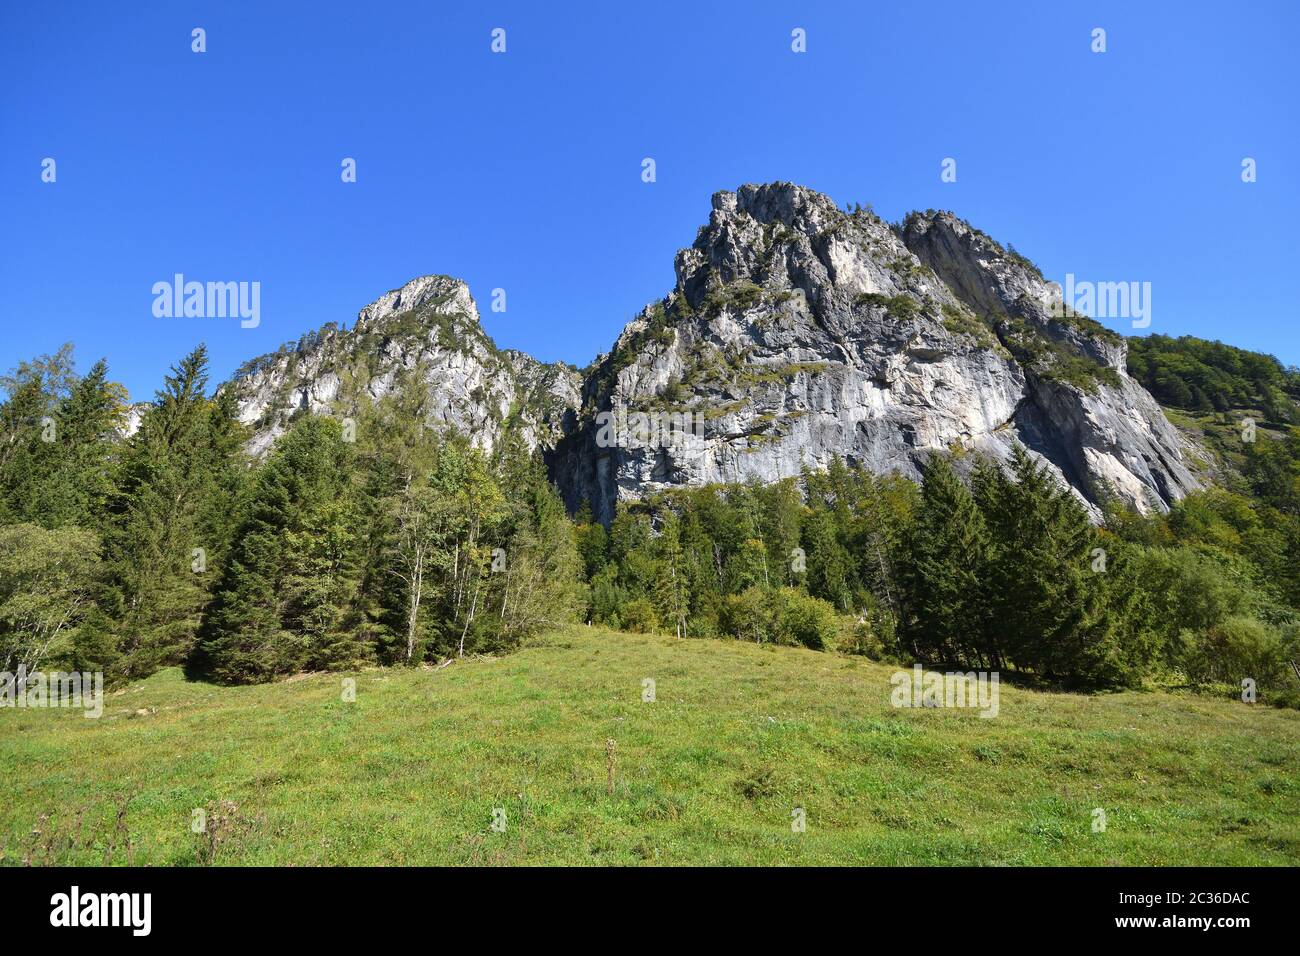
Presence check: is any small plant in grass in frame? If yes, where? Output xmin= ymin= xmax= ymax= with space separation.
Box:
xmin=193 ymin=800 xmax=261 ymax=866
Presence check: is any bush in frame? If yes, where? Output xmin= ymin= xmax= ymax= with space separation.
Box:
xmin=838 ymin=608 xmax=893 ymax=660
xmin=719 ymin=587 xmax=776 ymax=644
xmin=1126 ymin=545 xmax=1252 ymax=669
xmin=1182 ymin=616 xmax=1287 ymax=690
xmin=620 ymin=598 xmax=660 ymax=634
xmin=0 ymin=523 xmax=102 ymax=672
xmin=772 ymin=587 xmax=838 ymax=651
xmin=854 ymin=293 xmax=918 ymax=320
xmin=719 ymin=586 xmax=838 ymax=650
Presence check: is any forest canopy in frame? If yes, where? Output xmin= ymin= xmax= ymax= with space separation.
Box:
xmin=2 ymin=338 xmax=1298 ymax=704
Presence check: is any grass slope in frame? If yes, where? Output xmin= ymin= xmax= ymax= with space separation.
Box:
xmin=2 ymin=627 xmax=1297 ymax=866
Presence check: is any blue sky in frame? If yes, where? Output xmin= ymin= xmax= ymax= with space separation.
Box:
xmin=2 ymin=0 xmax=1296 ymax=400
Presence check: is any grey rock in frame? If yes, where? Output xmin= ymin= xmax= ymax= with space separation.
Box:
xmin=225 ymin=274 xmax=580 ymax=459
xmin=551 ymin=183 xmax=1201 ymax=522
xmin=221 ymin=183 xmax=1203 ymax=526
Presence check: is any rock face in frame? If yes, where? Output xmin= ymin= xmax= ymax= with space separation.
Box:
xmin=225 ymin=274 xmax=580 ymax=459
xmin=223 ymin=183 xmax=1202 ymax=524
xmin=549 ymin=183 xmax=1200 ymax=522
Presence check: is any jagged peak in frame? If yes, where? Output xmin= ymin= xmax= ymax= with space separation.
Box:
xmin=900 ymin=209 xmax=1033 ymax=270
xmin=356 ymin=274 xmax=478 ymax=329
xmin=709 ymin=182 xmax=843 ymax=232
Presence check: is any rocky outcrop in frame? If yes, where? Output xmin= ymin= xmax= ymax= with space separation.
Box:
xmin=550 ymin=183 xmax=1201 ymax=522
xmin=899 ymin=209 xmax=1200 ymax=509
xmin=225 ymin=275 xmax=580 ymax=459
xmin=221 ymin=183 xmax=1202 ymax=525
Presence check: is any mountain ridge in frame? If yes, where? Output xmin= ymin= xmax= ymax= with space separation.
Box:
xmin=219 ymin=182 xmax=1204 ymax=522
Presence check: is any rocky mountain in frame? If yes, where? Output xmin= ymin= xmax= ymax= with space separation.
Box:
xmin=224 ymin=274 xmax=580 ymax=459
xmin=223 ymin=182 xmax=1204 ymax=523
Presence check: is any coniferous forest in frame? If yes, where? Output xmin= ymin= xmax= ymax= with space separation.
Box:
xmin=3 ymin=338 xmax=1298 ymax=704
xmin=0 ymin=344 xmax=586 ymax=684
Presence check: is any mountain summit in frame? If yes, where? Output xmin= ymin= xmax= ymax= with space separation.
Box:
xmin=225 ymin=183 xmax=1202 ymax=520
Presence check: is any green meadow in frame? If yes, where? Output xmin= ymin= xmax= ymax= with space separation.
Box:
xmin=2 ymin=626 xmax=1296 ymax=866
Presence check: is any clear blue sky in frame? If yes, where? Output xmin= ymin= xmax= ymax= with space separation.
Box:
xmin=2 ymin=0 xmax=1296 ymax=400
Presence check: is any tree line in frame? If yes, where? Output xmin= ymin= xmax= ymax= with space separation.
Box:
xmin=1127 ymin=334 xmax=1300 ymax=423
xmin=574 ymin=449 xmax=1300 ymax=699
xmin=2 ymin=342 xmax=1297 ymax=700
xmin=0 ymin=345 xmax=584 ymax=684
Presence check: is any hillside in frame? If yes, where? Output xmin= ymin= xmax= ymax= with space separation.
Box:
xmin=3 ymin=627 xmax=1296 ymax=866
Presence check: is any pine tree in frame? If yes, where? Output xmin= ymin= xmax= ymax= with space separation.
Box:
xmin=801 ymin=508 xmax=853 ymax=611
xmin=760 ymin=479 xmax=804 ymax=588
xmin=105 ymin=346 xmax=229 ymax=677
xmin=653 ymin=508 xmax=689 ymax=637
xmin=975 ymin=447 xmax=1110 ymax=681
xmin=195 ymin=415 xmax=359 ymax=682
xmin=0 ymin=345 xmax=78 ymax=526
xmin=903 ymin=454 xmax=993 ymax=666
xmin=573 ymin=501 xmax=609 ymax=580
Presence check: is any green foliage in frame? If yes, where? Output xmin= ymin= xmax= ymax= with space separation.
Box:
xmin=1182 ymin=616 xmax=1288 ymax=691
xmin=583 ymin=464 xmax=912 ymax=661
xmin=0 ymin=338 xmax=589 ymax=686
xmin=193 ymin=407 xmax=585 ymax=682
xmin=102 ymin=346 xmax=249 ymax=679
xmin=901 ymin=455 xmax=993 ymax=667
xmin=4 ymin=323 xmax=1300 ymax=707
xmin=854 ymin=292 xmax=919 ymax=320
xmin=1000 ymin=317 xmax=1121 ymax=392
xmin=975 ymin=449 xmax=1121 ymax=684
xmin=0 ymin=346 xmax=126 ymax=530
xmin=940 ymin=303 xmax=997 ymax=347
xmin=574 ymin=439 xmax=1297 ymax=691
xmin=719 ymin=583 xmax=844 ymax=649
xmin=702 ymin=279 xmax=764 ymax=318
xmin=1128 ymin=334 xmax=1300 ymax=422
xmin=0 ymin=523 xmax=101 ymax=672
xmin=620 ymin=597 xmax=660 ymax=634
xmin=769 ymin=586 xmax=839 ymax=650
xmin=194 ymin=416 xmax=359 ymax=682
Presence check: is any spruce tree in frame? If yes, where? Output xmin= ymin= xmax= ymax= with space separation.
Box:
xmin=196 ymin=415 xmax=359 ymax=682
xmin=975 ymin=447 xmax=1110 ymax=681
xmin=105 ymin=346 xmax=228 ymax=677
xmin=802 ymin=507 xmax=853 ymax=611
xmin=903 ymin=454 xmax=993 ymax=666
xmin=652 ymin=508 xmax=689 ymax=637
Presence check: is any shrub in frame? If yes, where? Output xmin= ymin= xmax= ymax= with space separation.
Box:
xmin=838 ymin=606 xmax=893 ymax=660
xmin=719 ymin=586 xmax=838 ymax=650
xmin=772 ymin=587 xmax=839 ymax=651
xmin=854 ymin=292 xmax=918 ymax=320
xmin=1182 ymin=616 xmax=1287 ymax=690
xmin=620 ymin=598 xmax=660 ymax=634
xmin=719 ymin=587 xmax=776 ymax=643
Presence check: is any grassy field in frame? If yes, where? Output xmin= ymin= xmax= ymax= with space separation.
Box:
xmin=2 ymin=626 xmax=1297 ymax=866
